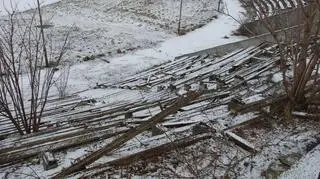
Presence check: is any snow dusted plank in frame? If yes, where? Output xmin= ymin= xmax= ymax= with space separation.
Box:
xmin=174 ymin=48 xmax=245 ymax=77
xmin=166 ymin=55 xmax=207 ymax=75
xmin=232 ymin=49 xmax=266 ymax=67
xmin=0 ymin=126 xmax=84 ymax=149
xmin=0 ymin=127 xmax=130 ymax=166
xmin=174 ymin=46 xmax=265 ymax=87
xmin=162 ymin=120 xmax=200 ymax=128
xmin=292 ymin=111 xmax=320 ymax=119
xmin=0 ymin=122 xmax=121 ymax=153
xmin=33 ymin=93 xmax=173 ymax=133
xmin=118 ymin=55 xmax=204 ymax=88
xmin=115 ymin=55 xmax=197 ymax=86
xmin=0 ymin=96 xmax=86 ymax=136
xmin=225 ymin=130 xmax=257 ymax=153
xmin=235 ymin=94 xmax=286 ymax=114
xmin=225 ymin=60 xmax=275 ymax=83
xmin=242 ymin=62 xmax=275 ymax=81
xmin=2 ymin=95 xmax=165 ymax=143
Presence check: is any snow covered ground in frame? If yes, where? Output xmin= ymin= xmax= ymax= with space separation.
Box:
xmin=280 ymin=144 xmax=320 ymax=179
xmin=0 ymin=0 xmax=60 ymax=15
xmin=49 ymin=0 xmax=247 ymax=95
xmin=0 ymin=0 xmax=247 ymax=96
xmin=66 ymin=13 xmax=247 ymax=94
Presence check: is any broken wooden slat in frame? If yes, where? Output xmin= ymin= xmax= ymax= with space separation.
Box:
xmin=225 ymin=131 xmax=257 ymax=153
xmin=292 ymin=111 xmax=320 ymax=120
xmin=52 ymin=91 xmax=201 ymax=178
xmin=0 ymin=126 xmax=129 ymax=166
xmin=162 ymin=121 xmax=198 ymax=128
xmin=235 ymin=95 xmax=286 ymax=114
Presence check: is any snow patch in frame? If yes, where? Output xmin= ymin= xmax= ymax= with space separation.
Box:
xmin=280 ymin=144 xmax=320 ymax=179
xmin=0 ymin=0 xmax=60 ymax=15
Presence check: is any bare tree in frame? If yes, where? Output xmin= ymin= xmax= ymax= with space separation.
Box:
xmin=0 ymin=9 xmax=69 ymax=134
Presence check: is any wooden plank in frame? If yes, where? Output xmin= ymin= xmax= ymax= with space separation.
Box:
xmin=292 ymin=111 xmax=320 ymax=120
xmin=174 ymin=48 xmax=264 ymax=87
xmin=53 ymin=91 xmax=201 ymax=178
xmin=1 ymin=92 xmax=176 ymax=149
xmin=0 ymin=127 xmax=129 ymax=166
xmin=236 ymin=95 xmax=286 ymax=114
xmin=225 ymin=131 xmax=257 ymax=153
xmin=84 ymin=133 xmax=212 ymax=178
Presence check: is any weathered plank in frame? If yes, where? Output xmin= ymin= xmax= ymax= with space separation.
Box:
xmin=53 ymin=91 xmax=201 ymax=178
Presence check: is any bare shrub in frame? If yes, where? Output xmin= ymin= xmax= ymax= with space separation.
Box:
xmin=54 ymin=64 xmax=71 ymax=99
xmin=0 ymin=9 xmax=69 ymax=134
xmin=248 ymin=0 xmax=320 ymax=118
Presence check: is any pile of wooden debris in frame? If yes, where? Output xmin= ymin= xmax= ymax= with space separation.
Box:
xmin=1 ymin=42 xmax=319 ymax=178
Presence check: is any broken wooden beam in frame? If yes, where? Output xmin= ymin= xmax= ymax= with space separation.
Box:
xmin=235 ymin=95 xmax=286 ymax=114
xmin=225 ymin=131 xmax=258 ymax=153
xmin=52 ymin=91 xmax=201 ymax=178
xmin=81 ymin=133 xmax=212 ymax=178
xmin=110 ymin=133 xmax=211 ymax=166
